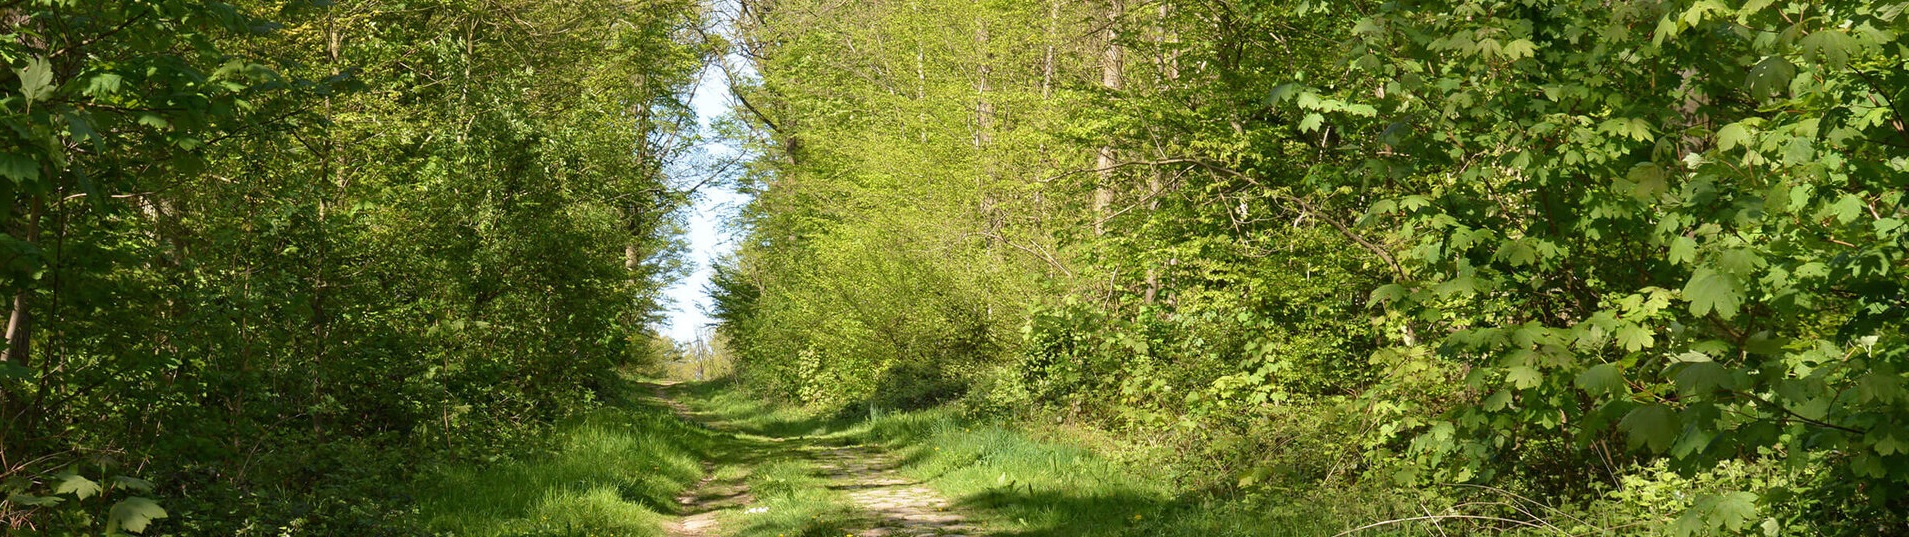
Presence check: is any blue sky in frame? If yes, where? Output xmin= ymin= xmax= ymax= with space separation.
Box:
xmin=659 ymin=61 xmax=745 ymax=343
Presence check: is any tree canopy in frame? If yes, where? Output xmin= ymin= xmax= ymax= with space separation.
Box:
xmin=3 ymin=0 xmax=711 ymax=532
xmin=714 ymin=0 xmax=1908 ymax=534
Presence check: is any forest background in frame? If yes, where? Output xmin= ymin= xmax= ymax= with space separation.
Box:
xmin=4 ymin=0 xmax=1909 ymax=535
xmin=2 ymin=0 xmax=713 ymax=533
xmin=710 ymin=0 xmax=1909 ymax=535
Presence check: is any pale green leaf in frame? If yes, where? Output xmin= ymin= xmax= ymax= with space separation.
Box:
xmin=1615 ymin=324 xmax=1655 ymax=351
xmin=1877 ymin=218 xmax=1904 ymax=238
xmin=1626 ymin=162 xmax=1669 ymax=199
xmin=84 ymin=73 xmax=123 ymax=97
xmin=1738 ymin=0 xmax=1776 ymax=18
xmin=1682 ymin=268 xmax=1743 ymax=319
xmin=1668 ymin=236 xmax=1698 ymax=265
xmin=1298 ymin=113 xmax=1325 ymax=132
xmin=16 ymin=56 xmax=55 ymax=101
xmin=8 ymin=493 xmax=64 ymax=506
xmin=1717 ymin=121 xmax=1753 ymax=152
xmin=1575 ymin=363 xmax=1627 ymax=396
xmin=1712 ymin=492 xmax=1759 ymax=531
xmin=1367 ymin=284 xmax=1407 ymax=307
xmin=0 ymin=154 xmax=40 ymax=184
xmin=55 ymin=473 xmax=101 ymax=500
xmin=1505 ymin=366 xmax=1542 ymax=390
xmin=1857 ymin=372 xmax=1904 ymax=404
xmin=110 ymin=476 xmax=156 ymax=493
xmin=1653 ymin=16 xmax=1679 ymax=46
xmin=1779 ymin=136 xmax=1814 ymax=166
xmin=1502 ymin=38 xmax=1536 ymax=60
xmin=108 ymin=497 xmax=168 ymax=534
xmin=1800 ymin=29 xmax=1858 ymax=68
xmin=1826 ymin=194 xmax=1864 ymax=224
xmin=1483 ymin=389 xmax=1514 ymax=410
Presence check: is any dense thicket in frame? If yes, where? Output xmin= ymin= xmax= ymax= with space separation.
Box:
xmin=714 ymin=0 xmax=1908 ymax=534
xmin=1 ymin=0 xmax=708 ymax=532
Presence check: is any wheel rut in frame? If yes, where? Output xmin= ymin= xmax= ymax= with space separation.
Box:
xmin=808 ymin=444 xmax=977 ymax=537
xmin=648 ymin=381 xmax=981 ymax=537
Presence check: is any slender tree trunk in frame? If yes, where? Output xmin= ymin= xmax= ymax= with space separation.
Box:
xmin=1093 ymin=0 xmax=1123 ymax=235
xmin=4 ymin=196 xmax=42 ymax=369
xmin=1 ymin=195 xmax=42 ymax=454
xmin=975 ymin=18 xmax=994 ymax=147
xmin=1041 ymin=0 xmax=1059 ymax=100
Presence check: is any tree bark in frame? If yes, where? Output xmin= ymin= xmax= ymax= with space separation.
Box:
xmin=1093 ymin=0 xmax=1123 ymax=236
xmin=1041 ymin=0 xmax=1059 ymax=100
xmin=975 ymin=17 xmax=994 ymax=147
xmin=4 ymin=196 xmax=42 ymax=370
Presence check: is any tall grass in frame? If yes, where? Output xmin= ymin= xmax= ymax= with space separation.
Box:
xmin=414 ymin=391 xmax=715 ymax=536
xmin=844 ymin=408 xmax=1432 ymax=536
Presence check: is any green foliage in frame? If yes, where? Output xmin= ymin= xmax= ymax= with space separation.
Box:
xmin=3 ymin=0 xmax=711 ymax=532
xmin=714 ymin=0 xmax=1909 ymax=534
xmin=1320 ymin=0 xmax=1908 ymax=520
xmin=416 ymin=381 xmax=715 ymax=537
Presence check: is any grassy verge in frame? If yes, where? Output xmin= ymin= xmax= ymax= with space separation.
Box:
xmin=671 ymin=378 xmax=1417 ymax=537
xmin=431 ymin=375 xmax=1415 ymax=537
xmin=664 ymin=380 xmax=863 ymax=537
xmin=717 ymin=458 xmax=863 ymax=537
xmin=847 ymin=408 xmax=1418 ymax=536
xmin=412 ymin=379 xmax=715 ymax=537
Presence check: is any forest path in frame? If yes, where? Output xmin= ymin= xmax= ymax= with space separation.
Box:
xmin=804 ymin=443 xmax=978 ymax=537
xmin=648 ymin=381 xmax=979 ymax=537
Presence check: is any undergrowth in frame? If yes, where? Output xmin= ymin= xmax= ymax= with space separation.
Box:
xmin=847 ymin=407 xmax=1430 ymax=537
xmin=414 ymin=380 xmax=714 ymax=537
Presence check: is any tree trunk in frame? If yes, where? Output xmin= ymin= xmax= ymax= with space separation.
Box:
xmin=1 ymin=194 xmax=42 ymax=454
xmin=1041 ymin=0 xmax=1059 ymax=100
xmin=4 ymin=196 xmax=42 ymax=369
xmin=975 ymin=18 xmax=994 ymax=147
xmin=1093 ymin=0 xmax=1123 ymax=235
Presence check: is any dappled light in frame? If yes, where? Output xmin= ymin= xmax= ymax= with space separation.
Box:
xmin=6 ymin=0 xmax=1906 ymax=535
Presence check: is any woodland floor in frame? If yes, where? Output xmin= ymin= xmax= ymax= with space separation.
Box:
xmin=651 ymin=381 xmax=979 ymax=537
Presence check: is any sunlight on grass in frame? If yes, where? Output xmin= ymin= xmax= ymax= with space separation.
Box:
xmin=720 ymin=459 xmax=861 ymax=537
xmin=678 ymin=379 xmax=836 ymax=438
xmin=416 ymin=394 xmax=715 ymax=536
xmin=845 ymin=408 xmax=1421 ymax=536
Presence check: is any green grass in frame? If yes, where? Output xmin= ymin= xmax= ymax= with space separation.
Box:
xmin=717 ymin=458 xmax=862 ymax=537
xmin=843 ymin=408 xmax=1428 ymax=536
xmin=663 ymin=379 xmax=861 ymax=537
xmin=414 ymin=382 xmax=716 ymax=537
xmin=407 ymin=376 xmax=1427 ymax=537
xmin=657 ymin=378 xmax=1418 ymax=536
